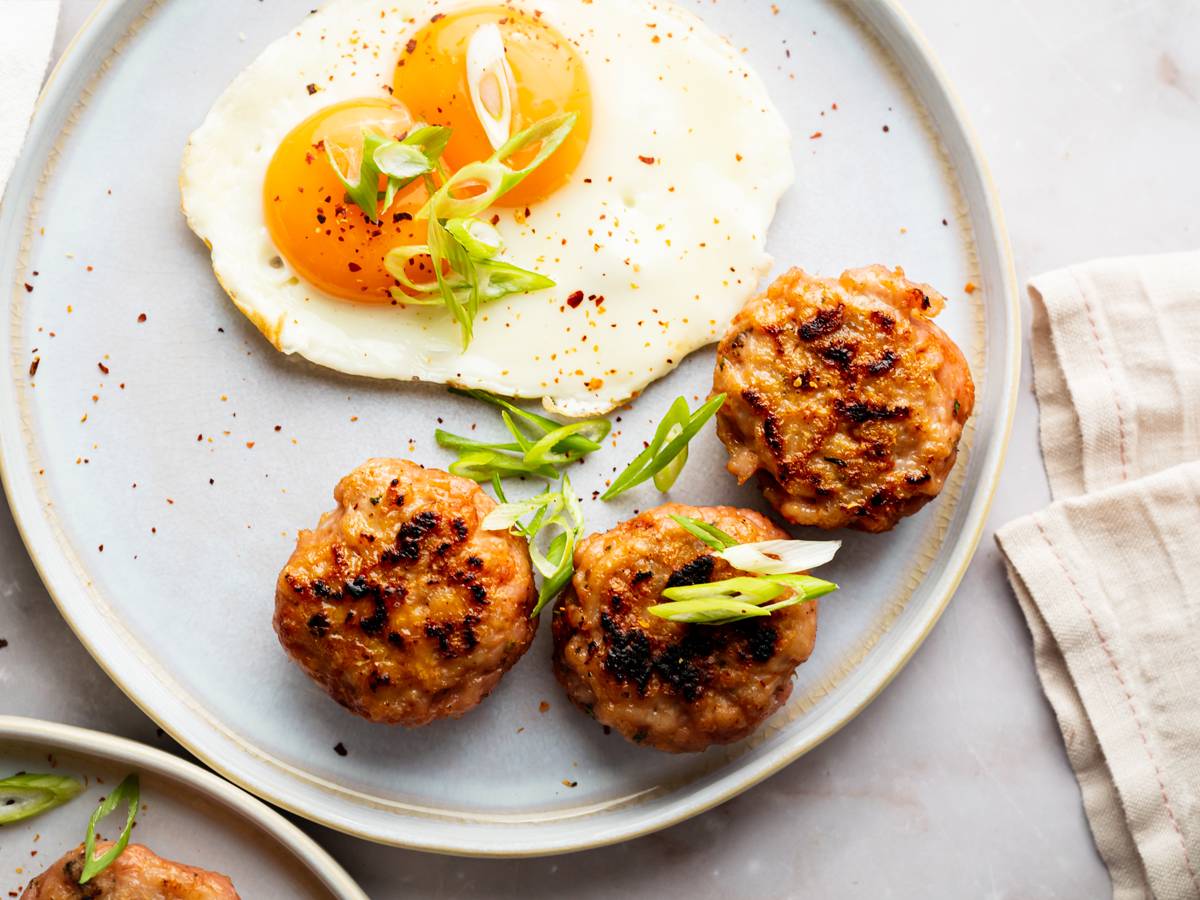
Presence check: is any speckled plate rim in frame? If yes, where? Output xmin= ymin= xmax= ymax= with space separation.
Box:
xmin=0 ymin=716 xmax=368 ymax=899
xmin=0 ymin=0 xmax=1021 ymax=857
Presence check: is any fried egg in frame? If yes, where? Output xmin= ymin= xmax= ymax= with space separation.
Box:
xmin=181 ymin=0 xmax=793 ymax=416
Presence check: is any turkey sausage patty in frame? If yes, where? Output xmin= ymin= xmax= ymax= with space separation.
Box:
xmin=713 ymin=266 xmax=975 ymax=532
xmin=274 ymin=459 xmax=537 ymax=726
xmin=21 ymin=842 xmax=238 ymax=899
xmin=552 ymin=504 xmax=818 ymax=753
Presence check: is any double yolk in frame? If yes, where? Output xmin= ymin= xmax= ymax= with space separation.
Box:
xmin=263 ymin=6 xmax=592 ymax=303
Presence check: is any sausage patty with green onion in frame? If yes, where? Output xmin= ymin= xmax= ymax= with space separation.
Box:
xmin=20 ymin=842 xmax=239 ymax=899
xmin=713 ymin=266 xmax=975 ymax=532
xmin=274 ymin=459 xmax=537 ymax=726
xmin=551 ymin=504 xmax=818 ymax=753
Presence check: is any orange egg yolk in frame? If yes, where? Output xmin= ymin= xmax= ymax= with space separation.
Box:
xmin=264 ymin=9 xmax=590 ymax=304
xmin=263 ymin=99 xmax=429 ymax=303
xmin=394 ymin=6 xmax=592 ymax=208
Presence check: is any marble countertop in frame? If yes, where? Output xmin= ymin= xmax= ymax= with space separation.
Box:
xmin=3 ymin=1 xmax=1196 ymax=896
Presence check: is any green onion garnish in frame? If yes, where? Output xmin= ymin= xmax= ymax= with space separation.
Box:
xmin=439 ymin=389 xmax=610 ymax=482
xmin=0 ymin=773 xmax=83 ymax=825
xmin=646 ymin=515 xmax=842 ymax=625
xmin=482 ymin=476 xmax=584 ymax=616
xmin=384 ymin=112 xmax=577 ymax=347
xmin=669 ymin=514 xmax=738 ymax=551
xmin=601 ymin=394 xmax=726 ymax=500
xmin=326 ymin=125 xmax=451 ymax=223
xmin=79 ymin=773 xmax=139 ymax=884
xmin=648 ymin=574 xmax=838 ymax=625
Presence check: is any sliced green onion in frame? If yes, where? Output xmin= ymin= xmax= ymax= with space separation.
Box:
xmin=451 ymin=389 xmax=603 ymax=454
xmin=421 ymin=113 xmax=577 ymax=222
xmin=410 ymin=113 xmax=576 ymax=346
xmin=717 ymin=539 xmax=842 ymax=576
xmin=669 ymin=514 xmax=739 ymax=551
xmin=652 ymin=423 xmax=687 ymax=492
xmin=435 ymin=429 xmax=522 ymax=454
xmin=481 ymin=476 xmax=583 ymax=616
xmin=481 ymin=490 xmax=562 ymax=531
xmin=0 ymin=773 xmax=83 ymax=824
xmin=326 ymin=131 xmax=390 ymax=222
xmin=374 ymin=142 xmax=434 ymax=181
xmin=446 ymin=217 xmax=503 ymax=259
xmin=649 ymin=518 xmax=841 ymax=625
xmin=449 ymin=449 xmax=558 ymax=482
xmin=79 ymin=774 xmax=138 ymax=884
xmin=427 ymin=208 xmax=476 ymax=344
xmin=328 ymin=126 xmax=450 ymax=223
xmin=439 ymin=390 xmax=610 ymax=481
xmin=647 ymin=598 xmax=772 ymax=624
xmin=524 ymin=420 xmax=609 ymax=466
xmin=650 ymin=574 xmax=838 ymax=625
xmin=401 ymin=124 xmax=453 ymax=163
xmin=661 ymin=576 xmax=788 ymax=604
xmin=601 ymin=394 xmax=726 ymax=500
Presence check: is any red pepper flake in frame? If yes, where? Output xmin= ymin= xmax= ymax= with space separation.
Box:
xmin=810 ymin=131 xmax=823 ymax=139
xmin=347 ymin=262 xmax=362 ymax=272
xmin=490 ymin=214 xmax=500 ymax=225
xmin=539 ymin=701 xmax=551 ymax=713
xmin=28 ymin=357 xmax=39 ymax=377
xmin=638 ymin=155 xmax=656 ymax=165
xmin=306 ymin=83 xmax=318 ymax=95
xmin=333 ymin=742 xmax=348 ymax=756
xmin=882 ymin=124 xmax=890 ymax=133
xmin=137 ymin=313 xmax=147 ymax=323
xmin=98 ymin=361 xmax=110 ymax=375
xmin=405 ymin=38 xmax=418 ymax=54
xmin=430 ymin=12 xmax=445 ymax=22
xmin=964 ymin=281 xmax=978 ymax=295
xmin=566 ymin=290 xmax=584 ymax=308
xmin=23 ymin=283 xmax=33 ymax=293
xmin=246 ymin=441 xmax=255 ymax=449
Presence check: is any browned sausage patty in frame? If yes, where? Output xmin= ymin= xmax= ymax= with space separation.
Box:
xmin=713 ymin=266 xmax=975 ymax=532
xmin=274 ymin=459 xmax=537 ymax=726
xmin=21 ymin=842 xmax=239 ymax=899
xmin=552 ymin=504 xmax=818 ymax=753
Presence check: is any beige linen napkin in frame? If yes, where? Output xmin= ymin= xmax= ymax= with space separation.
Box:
xmin=997 ymin=251 xmax=1200 ymax=900
xmin=0 ymin=0 xmax=59 ymax=199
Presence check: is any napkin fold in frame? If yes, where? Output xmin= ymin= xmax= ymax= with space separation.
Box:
xmin=998 ymin=251 xmax=1200 ymax=900
xmin=0 ymin=0 xmax=59 ymax=200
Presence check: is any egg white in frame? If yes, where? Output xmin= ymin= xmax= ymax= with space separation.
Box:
xmin=181 ymin=0 xmax=794 ymax=416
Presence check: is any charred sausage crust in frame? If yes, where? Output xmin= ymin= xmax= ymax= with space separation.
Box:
xmin=552 ymin=504 xmax=818 ymax=753
xmin=713 ymin=266 xmax=975 ymax=532
xmin=274 ymin=459 xmax=537 ymax=726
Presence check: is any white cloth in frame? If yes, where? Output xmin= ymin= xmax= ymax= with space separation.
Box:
xmin=0 ymin=0 xmax=59 ymax=200
xmin=997 ymin=251 xmax=1200 ymax=900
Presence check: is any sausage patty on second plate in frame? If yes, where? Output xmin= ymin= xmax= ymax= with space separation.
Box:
xmin=274 ymin=459 xmax=537 ymax=726
xmin=552 ymin=504 xmax=818 ymax=753
xmin=713 ymin=266 xmax=975 ymax=532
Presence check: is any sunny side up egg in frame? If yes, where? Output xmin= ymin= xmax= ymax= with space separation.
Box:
xmin=181 ymin=0 xmax=794 ymax=417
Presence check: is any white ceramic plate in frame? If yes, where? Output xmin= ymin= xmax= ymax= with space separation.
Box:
xmin=0 ymin=716 xmax=366 ymax=898
xmin=0 ymin=0 xmax=1018 ymax=855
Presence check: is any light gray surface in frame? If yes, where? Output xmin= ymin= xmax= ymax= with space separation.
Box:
xmin=1 ymin=0 xmax=1195 ymax=896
